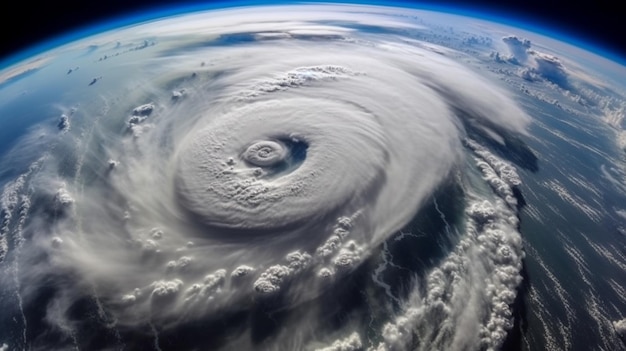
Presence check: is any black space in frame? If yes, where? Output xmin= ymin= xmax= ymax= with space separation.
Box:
xmin=1 ymin=0 xmax=624 ymax=63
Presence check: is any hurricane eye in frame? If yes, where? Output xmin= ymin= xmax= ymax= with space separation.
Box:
xmin=242 ymin=140 xmax=287 ymax=167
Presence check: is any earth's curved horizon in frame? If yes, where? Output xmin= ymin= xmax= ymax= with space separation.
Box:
xmin=0 ymin=3 xmax=625 ymax=351
xmin=2 ymin=1 xmax=625 ymax=69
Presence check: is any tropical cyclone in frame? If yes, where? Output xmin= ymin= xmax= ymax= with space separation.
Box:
xmin=0 ymin=5 xmax=534 ymax=351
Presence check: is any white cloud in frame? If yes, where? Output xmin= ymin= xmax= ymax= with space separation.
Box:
xmin=254 ymin=265 xmax=291 ymax=294
xmin=231 ymin=265 xmax=254 ymax=278
xmin=332 ymin=242 xmax=363 ymax=270
xmin=500 ymin=35 xmax=570 ymax=87
xmin=614 ymin=318 xmax=626 ymax=339
xmin=529 ymin=50 xmax=568 ymax=86
xmin=239 ymin=65 xmax=357 ymax=99
xmin=57 ymin=114 xmax=70 ymax=132
xmin=315 ymin=332 xmax=362 ymax=351
xmin=132 ymin=103 xmax=155 ymax=116
xmin=502 ymin=35 xmax=531 ymax=64
xmin=151 ymin=279 xmax=184 ymax=298
xmin=53 ymin=184 xmax=74 ymax=208
xmin=166 ymin=256 xmax=193 ymax=272
xmin=466 ymin=139 xmax=521 ymax=208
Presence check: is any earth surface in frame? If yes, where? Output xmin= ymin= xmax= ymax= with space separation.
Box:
xmin=0 ymin=3 xmax=625 ymax=351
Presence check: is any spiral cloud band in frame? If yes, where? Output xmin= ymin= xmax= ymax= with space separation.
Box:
xmin=0 ymin=5 xmax=532 ymax=351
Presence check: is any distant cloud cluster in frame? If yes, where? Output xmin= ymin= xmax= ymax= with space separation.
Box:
xmin=529 ymin=50 xmax=568 ymax=87
xmin=497 ymin=35 xmax=569 ymax=87
xmin=502 ymin=35 xmax=531 ymax=64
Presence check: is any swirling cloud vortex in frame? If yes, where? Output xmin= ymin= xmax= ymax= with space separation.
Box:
xmin=0 ymin=6 xmax=532 ymax=351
